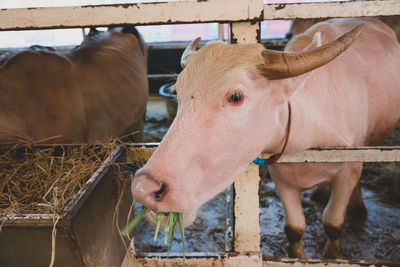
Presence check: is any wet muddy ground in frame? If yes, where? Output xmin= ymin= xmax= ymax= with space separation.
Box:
xmin=134 ymin=96 xmax=400 ymax=262
xmin=259 ymin=175 xmax=400 ymax=261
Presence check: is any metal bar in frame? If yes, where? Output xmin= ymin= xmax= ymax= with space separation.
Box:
xmin=264 ymin=257 xmax=400 ymax=267
xmin=231 ymin=21 xmax=260 ymax=44
xmin=128 ymin=145 xmax=400 ymax=163
xmin=1 ymin=0 xmax=398 ymax=31
xmin=230 ymin=22 xmax=262 ymax=267
xmin=218 ymin=23 xmax=224 ymax=41
xmin=147 ymin=73 xmax=178 ymax=80
xmin=264 ymin=0 xmax=400 ymax=20
xmin=132 ymin=251 xmax=400 ymax=266
xmin=122 ymin=251 xmax=393 ymax=266
xmin=0 ymin=214 xmax=55 ymax=227
xmin=146 ymin=41 xmax=209 ymax=50
xmin=133 ymin=252 xmax=233 ymax=258
xmin=261 ymin=146 xmax=400 ymax=163
xmin=122 ymin=250 xmax=262 ymax=266
xmin=233 ymin=165 xmax=261 ymax=254
xmin=0 ymin=0 xmax=263 ymax=31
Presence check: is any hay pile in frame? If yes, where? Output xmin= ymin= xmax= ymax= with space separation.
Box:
xmin=0 ymin=143 xmax=116 ymax=215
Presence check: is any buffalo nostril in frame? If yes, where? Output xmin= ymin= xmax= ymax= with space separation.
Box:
xmin=153 ymin=183 xmax=167 ymax=201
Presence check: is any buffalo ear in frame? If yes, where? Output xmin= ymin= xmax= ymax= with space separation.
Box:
xmin=181 ymin=37 xmax=201 ymax=69
xmin=258 ymin=24 xmax=363 ymax=80
xmin=304 ymin=32 xmax=322 ymax=51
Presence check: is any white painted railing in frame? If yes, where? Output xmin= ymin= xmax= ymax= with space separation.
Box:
xmin=0 ymin=0 xmax=398 ymax=30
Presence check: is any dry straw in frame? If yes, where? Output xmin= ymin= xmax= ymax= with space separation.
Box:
xmin=0 ymin=140 xmax=188 ymax=265
xmin=0 ymin=143 xmax=117 ymax=218
xmin=0 ymin=140 xmax=139 ymax=267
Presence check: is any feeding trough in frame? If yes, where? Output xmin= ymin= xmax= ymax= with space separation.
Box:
xmin=159 ymin=82 xmax=178 ymax=119
xmin=0 ymin=144 xmax=133 ymax=267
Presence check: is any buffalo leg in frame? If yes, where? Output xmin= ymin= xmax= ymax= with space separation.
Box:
xmin=311 ymin=182 xmax=367 ymax=221
xmin=347 ymin=182 xmax=367 ymax=221
xmin=274 ymin=180 xmax=306 ymax=258
xmin=322 ymin=163 xmax=362 ymax=259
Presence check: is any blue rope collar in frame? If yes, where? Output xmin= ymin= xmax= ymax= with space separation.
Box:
xmin=253 ymin=157 xmax=267 ymax=166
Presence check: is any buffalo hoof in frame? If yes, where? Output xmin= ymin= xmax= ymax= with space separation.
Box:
xmin=285 ymin=225 xmax=306 ymax=259
xmin=322 ymin=239 xmax=343 ymax=259
xmin=288 ymin=241 xmax=306 ymax=259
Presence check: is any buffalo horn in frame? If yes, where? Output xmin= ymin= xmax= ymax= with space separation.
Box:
xmin=181 ymin=37 xmax=201 ymax=68
xmin=259 ymin=24 xmax=364 ymax=80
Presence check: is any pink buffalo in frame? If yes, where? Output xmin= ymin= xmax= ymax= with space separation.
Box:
xmin=131 ymin=18 xmax=400 ymax=258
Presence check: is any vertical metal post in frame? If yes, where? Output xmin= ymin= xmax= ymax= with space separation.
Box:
xmin=218 ymin=23 xmax=224 ymax=41
xmin=231 ymin=22 xmax=260 ymax=44
xmin=231 ymin=21 xmax=262 ymax=266
xmin=233 ymin=164 xmax=261 ymax=252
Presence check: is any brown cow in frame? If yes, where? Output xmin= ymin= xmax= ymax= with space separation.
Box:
xmin=131 ymin=18 xmax=400 ymax=259
xmin=0 ymin=27 xmax=148 ymax=144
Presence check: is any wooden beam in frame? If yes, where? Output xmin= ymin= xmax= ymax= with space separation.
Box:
xmin=233 ymin=165 xmax=261 ymax=254
xmin=0 ymin=0 xmax=263 ymax=30
xmin=129 ymin=145 xmax=400 ymax=164
xmin=261 ymin=147 xmax=400 ymax=163
xmin=1 ymin=0 xmax=398 ymax=31
xmin=230 ymin=23 xmax=262 ymax=266
xmin=264 ymin=0 xmax=400 ymax=20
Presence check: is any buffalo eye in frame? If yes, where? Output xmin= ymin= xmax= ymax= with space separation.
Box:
xmin=228 ymin=91 xmax=244 ymax=105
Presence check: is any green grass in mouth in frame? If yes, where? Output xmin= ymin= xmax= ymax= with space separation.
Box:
xmin=122 ymin=207 xmax=186 ymax=266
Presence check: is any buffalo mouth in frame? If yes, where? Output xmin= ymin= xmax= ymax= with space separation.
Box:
xmin=145 ymin=209 xmax=173 ymax=228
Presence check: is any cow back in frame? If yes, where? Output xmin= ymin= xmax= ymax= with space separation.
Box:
xmin=0 ymin=49 xmax=86 ymax=143
xmin=67 ymin=31 xmax=148 ymax=142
